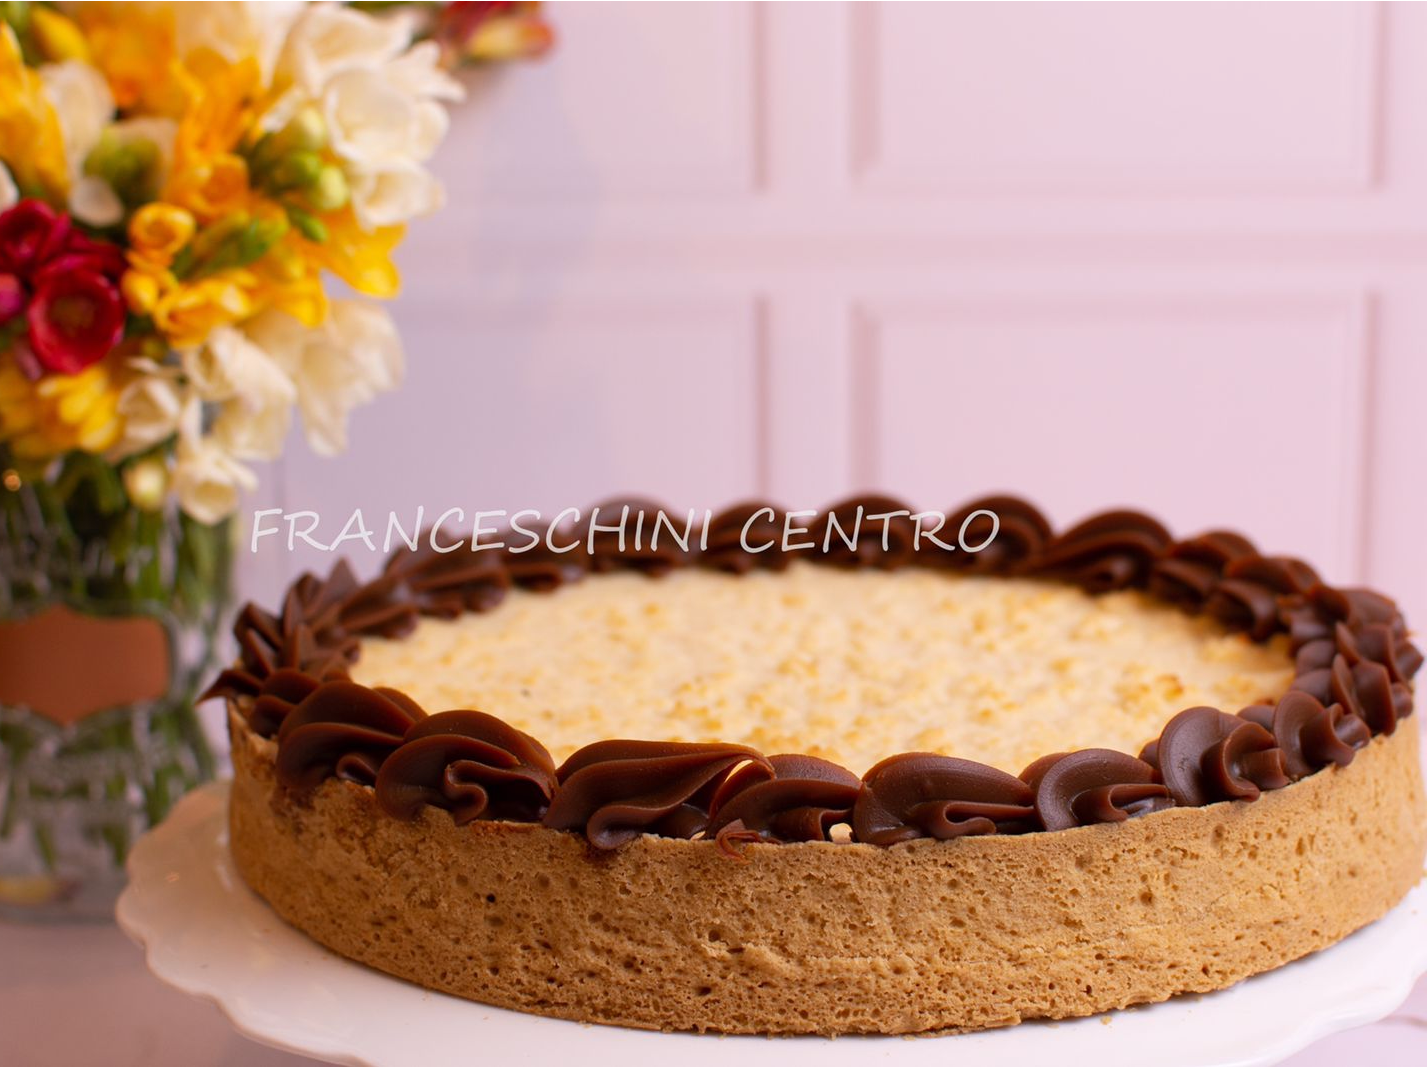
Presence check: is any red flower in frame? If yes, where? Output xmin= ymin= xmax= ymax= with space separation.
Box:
xmin=0 ymin=274 xmax=24 ymax=321
xmin=0 ymin=199 xmax=73 ymax=276
xmin=34 ymin=238 xmax=127 ymax=284
xmin=0 ymin=199 xmax=129 ymax=375
xmin=25 ymin=270 xmax=126 ymax=376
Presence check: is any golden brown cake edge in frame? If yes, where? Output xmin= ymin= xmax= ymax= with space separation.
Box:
xmin=227 ymin=710 xmax=1427 ymax=1037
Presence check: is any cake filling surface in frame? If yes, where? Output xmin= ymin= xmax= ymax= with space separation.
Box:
xmin=348 ymin=562 xmax=1294 ymax=774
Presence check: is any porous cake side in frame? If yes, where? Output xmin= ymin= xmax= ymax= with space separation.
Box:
xmin=229 ymin=711 xmax=1426 ymax=1036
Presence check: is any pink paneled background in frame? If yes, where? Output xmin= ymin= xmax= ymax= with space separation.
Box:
xmin=245 ymin=1 xmax=1427 ymax=633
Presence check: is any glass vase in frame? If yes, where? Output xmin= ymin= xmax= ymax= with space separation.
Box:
xmin=0 ymin=452 xmax=232 ymax=921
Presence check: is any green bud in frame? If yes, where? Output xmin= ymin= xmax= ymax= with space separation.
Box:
xmin=286 ymin=206 xmax=329 ymax=244
xmin=123 ymin=458 xmax=170 ymax=513
xmin=245 ymin=130 xmax=275 ymax=170
xmin=189 ymin=214 xmax=247 ymax=261
xmin=280 ymin=107 xmax=328 ymax=154
xmin=169 ymin=245 xmax=194 ymax=279
xmin=304 ymin=164 xmax=349 ymax=213
xmin=234 ymin=216 xmax=289 ymax=266
xmin=272 ymin=151 xmax=323 ymax=192
xmin=128 ymin=137 xmax=160 ymax=173
xmin=82 ymin=130 xmax=119 ymax=178
xmin=174 ymin=214 xmax=250 ymax=278
xmin=83 ymin=133 xmax=164 ymax=206
xmin=253 ymin=215 xmax=290 ymax=246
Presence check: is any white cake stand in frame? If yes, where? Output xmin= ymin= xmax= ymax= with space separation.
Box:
xmin=117 ymin=782 xmax=1427 ymax=1066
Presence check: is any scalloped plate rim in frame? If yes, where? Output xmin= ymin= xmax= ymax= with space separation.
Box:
xmin=116 ymin=781 xmax=1427 ymax=1067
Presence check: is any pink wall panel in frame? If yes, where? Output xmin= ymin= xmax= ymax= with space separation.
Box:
xmin=853 ymin=3 xmax=1379 ymax=192
xmin=440 ymin=3 xmax=761 ymax=197
xmin=857 ymin=294 xmax=1368 ymax=579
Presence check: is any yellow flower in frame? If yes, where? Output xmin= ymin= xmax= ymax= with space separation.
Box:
xmin=167 ymin=153 xmax=252 ymax=222
xmin=0 ymin=354 xmax=128 ymax=460
xmin=251 ymin=269 xmax=327 ymax=328
xmin=129 ymin=204 xmax=197 ymax=267
xmin=152 ymin=274 xmax=256 ymax=349
xmin=0 ymin=26 xmax=70 ymax=197
xmin=30 ymin=8 xmax=91 ymax=64
xmin=163 ymin=51 xmax=262 ymax=222
xmin=304 ymin=208 xmax=403 ymax=300
xmin=245 ymin=240 xmax=328 ymax=327
xmin=121 ymin=266 xmax=174 ymax=317
xmin=70 ymin=3 xmax=182 ymax=115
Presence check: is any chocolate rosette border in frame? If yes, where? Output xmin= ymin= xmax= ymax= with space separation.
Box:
xmin=211 ymin=494 xmax=1420 ymax=851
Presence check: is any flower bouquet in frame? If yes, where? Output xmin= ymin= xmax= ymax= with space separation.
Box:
xmin=0 ymin=1 xmax=547 ymax=917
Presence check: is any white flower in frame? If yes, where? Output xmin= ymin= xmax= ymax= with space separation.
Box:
xmin=273 ymin=4 xmax=413 ymax=98
xmin=318 ymin=64 xmax=455 ymax=171
xmin=173 ymin=2 xmax=303 ymax=82
xmin=348 ymin=162 xmax=445 ymax=229
xmin=386 ymin=41 xmax=464 ymax=104
xmin=181 ymin=326 xmax=297 ymax=406
xmin=244 ymin=301 xmax=403 ymax=457
xmin=40 ymin=61 xmax=120 ymax=226
xmin=211 ymin=394 xmax=292 ymax=462
xmin=322 ymin=67 xmax=426 ymax=167
xmin=69 ymin=175 xmax=122 ymax=228
xmin=316 ymin=43 xmax=458 ymax=169
xmin=261 ymin=5 xmax=459 ymax=226
xmin=241 ymin=306 xmax=308 ymax=365
xmin=177 ymin=327 xmax=296 ymax=462
xmin=168 ymin=393 xmax=258 ymax=524
xmin=0 ymin=163 xmax=15 ymax=212
xmin=114 ymin=371 xmax=185 ymax=457
xmin=172 ymin=437 xmax=258 ymax=525
xmin=323 ymin=300 xmax=405 ymax=398
xmin=412 ymin=100 xmax=451 ymax=160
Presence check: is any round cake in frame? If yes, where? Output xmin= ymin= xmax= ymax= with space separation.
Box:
xmin=213 ymin=496 xmax=1427 ymax=1036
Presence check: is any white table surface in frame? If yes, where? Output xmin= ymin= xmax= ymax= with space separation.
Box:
xmin=1 ymin=920 xmax=1424 ymax=1067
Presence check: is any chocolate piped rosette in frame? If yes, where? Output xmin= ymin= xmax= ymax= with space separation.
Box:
xmin=217 ymin=495 xmax=1426 ymax=1037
